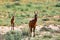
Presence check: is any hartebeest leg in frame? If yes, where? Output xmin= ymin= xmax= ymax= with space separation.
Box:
xmin=30 ymin=27 xmax=32 ymax=37
xmin=12 ymin=23 xmax=14 ymax=30
xmin=33 ymin=27 xmax=35 ymax=37
xmin=11 ymin=24 xmax=13 ymax=30
xmin=11 ymin=23 xmax=14 ymax=30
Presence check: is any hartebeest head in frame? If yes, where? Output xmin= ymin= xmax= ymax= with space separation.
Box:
xmin=34 ymin=11 xmax=38 ymax=18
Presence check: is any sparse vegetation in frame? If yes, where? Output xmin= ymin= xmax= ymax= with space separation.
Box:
xmin=4 ymin=30 xmax=22 ymax=40
xmin=22 ymin=27 xmax=29 ymax=37
xmin=43 ymin=34 xmax=52 ymax=38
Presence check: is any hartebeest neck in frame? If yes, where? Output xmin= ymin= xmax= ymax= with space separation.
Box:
xmin=34 ymin=15 xmax=37 ymax=21
xmin=11 ymin=16 xmax=14 ymax=21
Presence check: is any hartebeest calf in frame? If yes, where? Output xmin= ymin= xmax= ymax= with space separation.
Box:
xmin=11 ymin=16 xmax=14 ymax=30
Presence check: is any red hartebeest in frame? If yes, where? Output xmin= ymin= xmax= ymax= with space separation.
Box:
xmin=11 ymin=16 xmax=14 ymax=30
xmin=29 ymin=11 xmax=38 ymax=37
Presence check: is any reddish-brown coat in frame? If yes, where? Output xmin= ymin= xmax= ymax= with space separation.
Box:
xmin=29 ymin=11 xmax=38 ymax=37
xmin=11 ymin=16 xmax=14 ymax=30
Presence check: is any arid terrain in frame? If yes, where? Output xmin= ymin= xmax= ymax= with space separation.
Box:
xmin=0 ymin=24 xmax=60 ymax=40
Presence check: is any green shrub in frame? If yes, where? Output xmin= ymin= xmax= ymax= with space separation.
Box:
xmin=5 ymin=4 xmax=15 ymax=8
xmin=25 ymin=8 xmax=29 ymax=11
xmin=22 ymin=27 xmax=29 ymax=37
xmin=22 ymin=30 xmax=29 ymax=37
xmin=55 ymin=3 xmax=60 ymax=7
xmin=14 ymin=2 xmax=21 ymax=6
xmin=43 ymin=34 xmax=52 ymax=39
xmin=20 ymin=9 xmax=24 ymax=11
xmin=54 ymin=18 xmax=60 ymax=22
xmin=4 ymin=30 xmax=22 ymax=40
xmin=42 ymin=10 xmax=47 ymax=12
xmin=26 ymin=14 xmax=30 ymax=17
xmin=5 ymin=4 xmax=11 ymax=8
xmin=52 ymin=11 xmax=56 ymax=13
xmin=26 ymin=4 xmax=32 ymax=7
xmin=57 ymin=19 xmax=60 ymax=22
xmin=42 ymin=18 xmax=49 ymax=21
xmin=13 ymin=0 xmax=20 ymax=1
xmin=12 ymin=0 xmax=20 ymax=2
xmin=35 ymin=6 xmax=41 ymax=10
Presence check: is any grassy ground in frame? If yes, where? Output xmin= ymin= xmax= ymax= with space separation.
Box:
xmin=0 ymin=0 xmax=60 ymax=26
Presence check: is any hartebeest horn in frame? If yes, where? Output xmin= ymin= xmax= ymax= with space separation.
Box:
xmin=34 ymin=11 xmax=38 ymax=14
